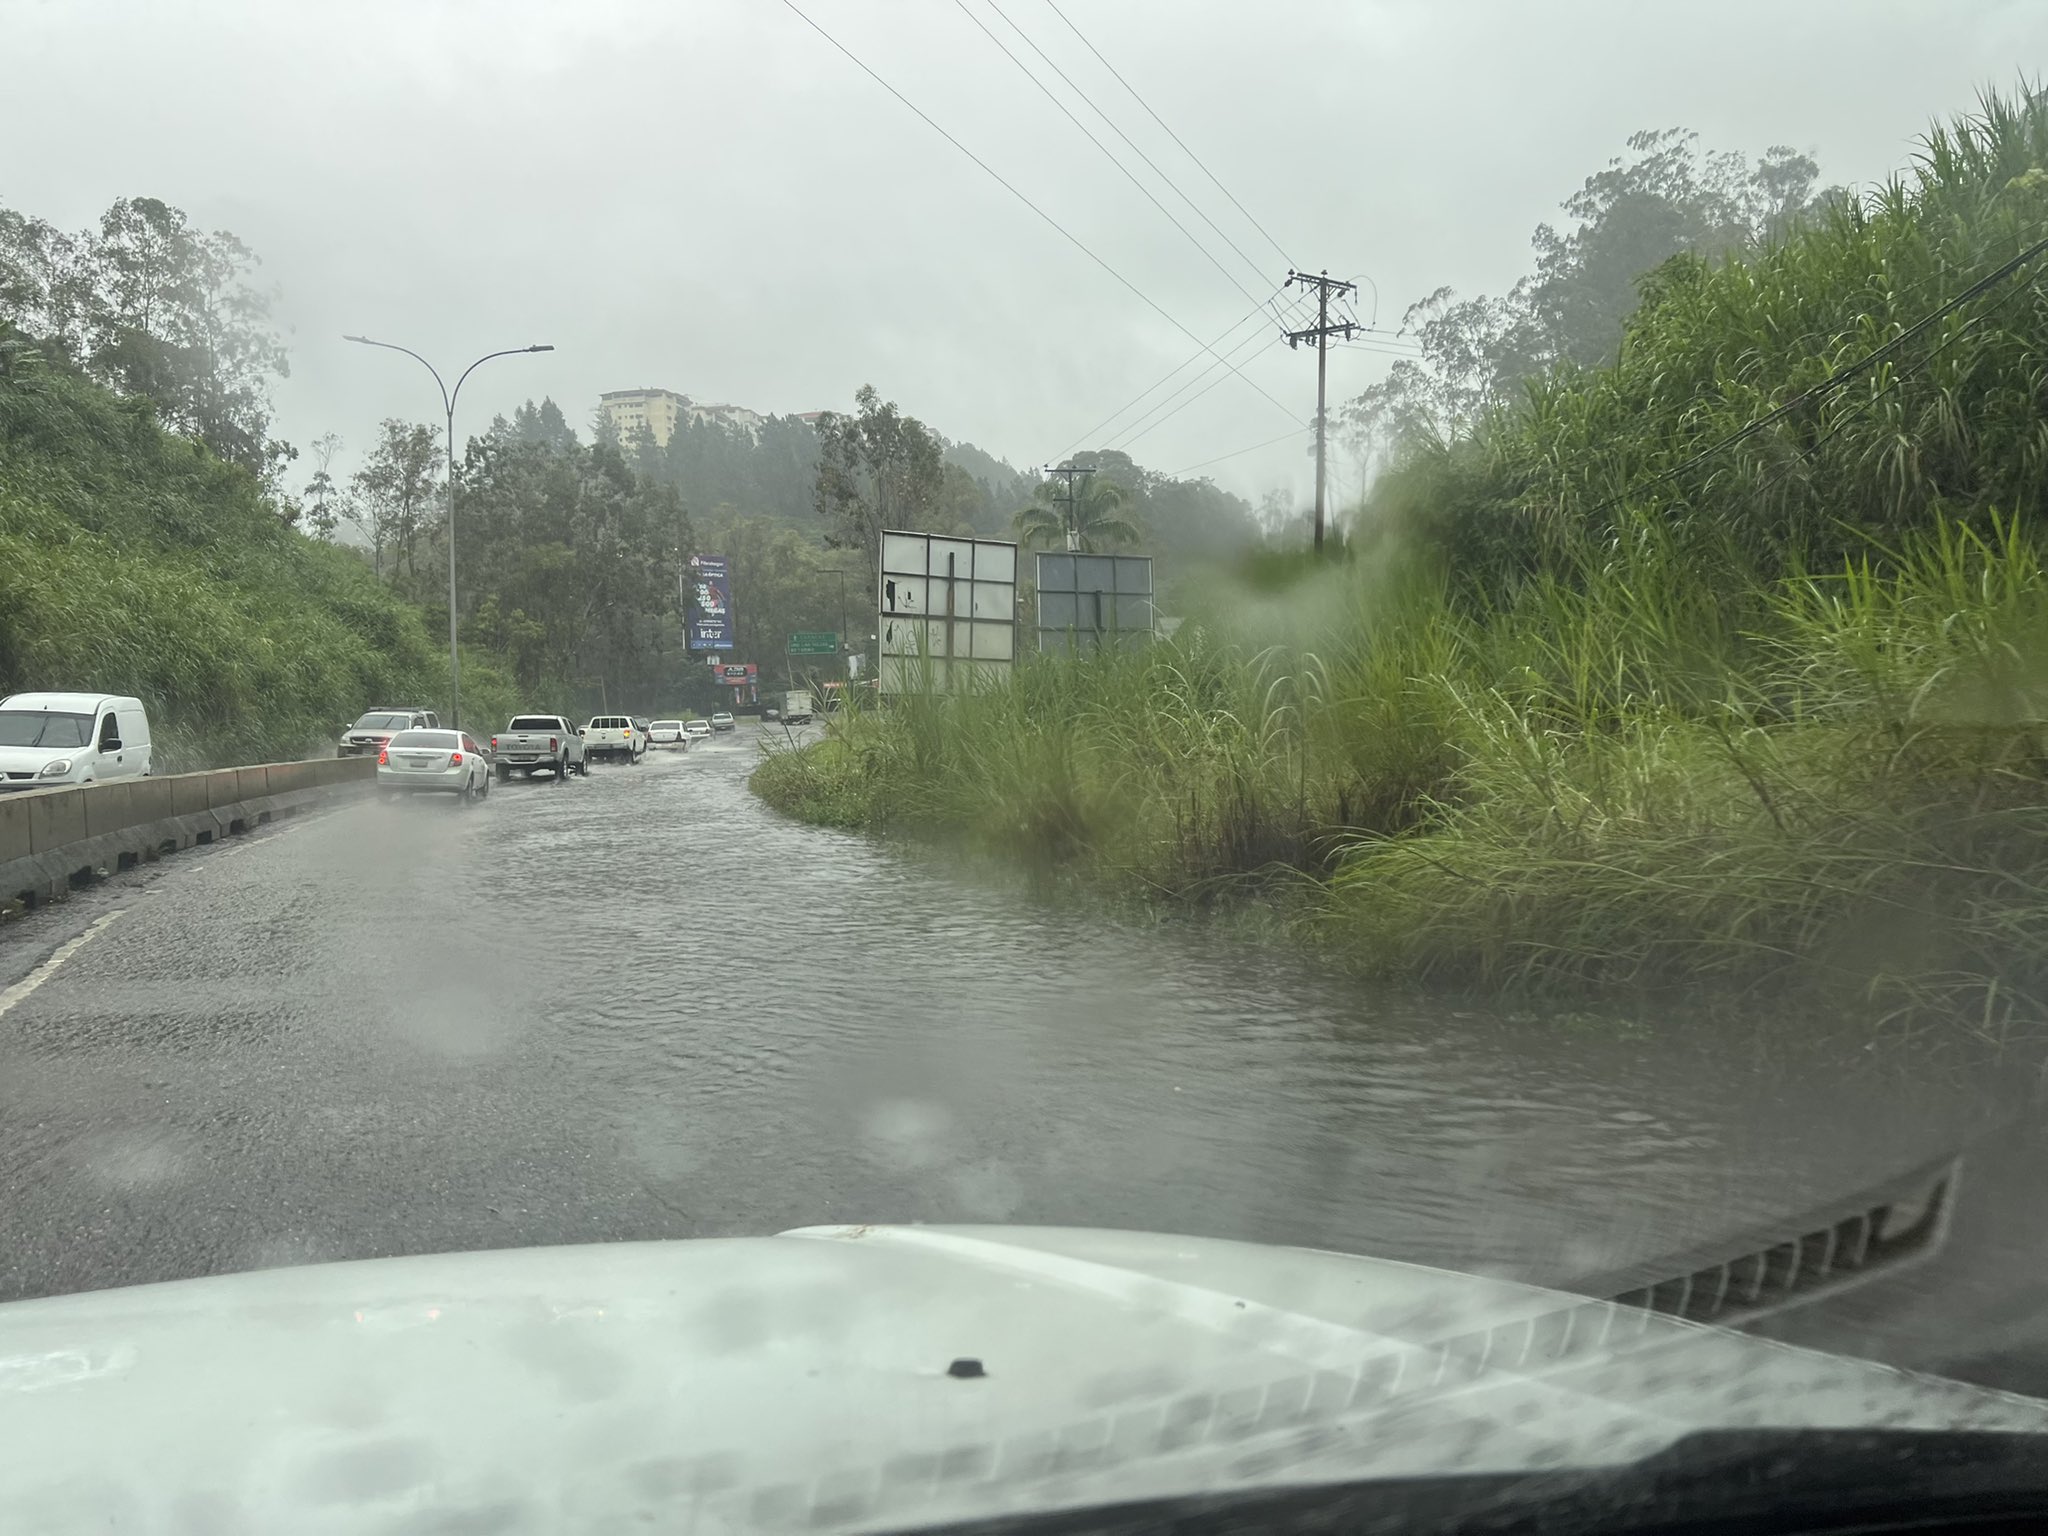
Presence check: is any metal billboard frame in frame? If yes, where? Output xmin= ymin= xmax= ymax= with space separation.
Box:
xmin=877 ymin=531 xmax=1018 ymax=695
xmin=1034 ymin=551 xmax=1154 ymax=656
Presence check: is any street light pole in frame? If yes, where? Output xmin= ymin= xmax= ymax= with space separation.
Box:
xmin=343 ymin=336 xmax=554 ymax=728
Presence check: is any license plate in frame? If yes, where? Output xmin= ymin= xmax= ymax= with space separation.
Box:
xmin=402 ymin=755 xmax=438 ymax=768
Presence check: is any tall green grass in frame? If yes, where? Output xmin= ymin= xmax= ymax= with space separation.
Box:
xmin=0 ymin=348 xmax=519 ymax=768
xmin=753 ymin=89 xmax=2048 ymax=1026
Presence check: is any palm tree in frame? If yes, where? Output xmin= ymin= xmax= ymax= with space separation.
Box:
xmin=1013 ymin=476 xmax=1143 ymax=552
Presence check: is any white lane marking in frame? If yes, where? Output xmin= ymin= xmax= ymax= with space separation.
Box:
xmin=0 ymin=910 xmax=128 ymax=1020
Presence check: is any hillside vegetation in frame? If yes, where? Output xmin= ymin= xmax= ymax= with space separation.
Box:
xmin=754 ymin=90 xmax=2048 ymax=1030
xmin=0 ymin=343 xmax=516 ymax=768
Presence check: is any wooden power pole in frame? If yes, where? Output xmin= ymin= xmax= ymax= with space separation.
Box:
xmin=1284 ymin=270 xmax=1359 ymax=554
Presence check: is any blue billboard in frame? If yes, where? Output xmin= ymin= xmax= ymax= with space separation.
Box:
xmin=686 ymin=554 xmax=733 ymax=650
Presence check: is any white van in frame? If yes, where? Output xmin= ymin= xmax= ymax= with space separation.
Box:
xmin=0 ymin=692 xmax=154 ymax=791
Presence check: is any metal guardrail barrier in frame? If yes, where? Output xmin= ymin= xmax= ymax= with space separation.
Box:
xmin=0 ymin=758 xmax=374 ymax=914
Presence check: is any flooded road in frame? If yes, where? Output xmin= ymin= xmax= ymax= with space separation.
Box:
xmin=0 ymin=726 xmax=2034 ymax=1374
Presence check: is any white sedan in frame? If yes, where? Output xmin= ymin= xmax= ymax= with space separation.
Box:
xmin=646 ymin=720 xmax=686 ymax=748
xmin=376 ymin=729 xmax=492 ymax=804
xmin=683 ymin=719 xmax=714 ymax=742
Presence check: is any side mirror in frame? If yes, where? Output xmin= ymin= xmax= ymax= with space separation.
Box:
xmin=576 ymin=728 xmax=586 ymax=737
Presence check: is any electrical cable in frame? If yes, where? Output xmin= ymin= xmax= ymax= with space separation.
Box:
xmin=979 ymin=0 xmax=1281 ymax=299
xmin=1164 ymin=425 xmax=1306 ymax=478
xmin=1042 ymin=0 xmax=1297 ymax=272
xmin=1110 ymin=330 xmax=1291 ymax=454
xmin=951 ymin=0 xmax=1279 ymax=318
xmin=1051 ymin=295 xmax=1280 ymax=461
xmin=776 ymin=0 xmax=1302 ymax=429
xmin=1583 ymin=229 xmax=2048 ymax=519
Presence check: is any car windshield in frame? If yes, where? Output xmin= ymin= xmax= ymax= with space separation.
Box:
xmin=0 ymin=710 xmax=93 ymax=749
xmin=15 ymin=6 xmax=2048 ymax=1527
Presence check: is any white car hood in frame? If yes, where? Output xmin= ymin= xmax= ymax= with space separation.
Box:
xmin=0 ymin=1224 xmax=2042 ymax=1532
xmin=0 ymin=745 xmax=70 ymax=775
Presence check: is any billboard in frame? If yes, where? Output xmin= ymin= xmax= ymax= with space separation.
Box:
xmin=1035 ymin=552 xmax=1154 ymax=656
xmin=708 ymin=660 xmax=758 ymax=702
xmin=878 ymin=531 xmax=1017 ymax=695
xmin=685 ymin=554 xmax=733 ymax=650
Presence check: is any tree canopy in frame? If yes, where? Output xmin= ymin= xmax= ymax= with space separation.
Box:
xmin=0 ymin=194 xmax=288 ymax=478
xmin=1344 ymin=130 xmax=1837 ymax=450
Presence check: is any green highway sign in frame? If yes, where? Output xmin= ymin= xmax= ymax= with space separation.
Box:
xmin=786 ymin=631 xmax=840 ymax=655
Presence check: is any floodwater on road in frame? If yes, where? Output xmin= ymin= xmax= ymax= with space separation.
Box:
xmin=0 ymin=724 xmax=2032 ymax=1374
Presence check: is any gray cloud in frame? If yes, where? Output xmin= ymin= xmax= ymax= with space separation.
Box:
xmin=6 ymin=0 xmax=2041 ymax=501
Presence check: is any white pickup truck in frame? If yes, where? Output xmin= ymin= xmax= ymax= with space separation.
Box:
xmin=583 ymin=714 xmax=644 ymax=765
xmin=489 ymin=715 xmax=586 ymax=781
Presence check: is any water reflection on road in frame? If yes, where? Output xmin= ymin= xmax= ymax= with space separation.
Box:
xmin=0 ymin=724 xmax=2022 ymax=1352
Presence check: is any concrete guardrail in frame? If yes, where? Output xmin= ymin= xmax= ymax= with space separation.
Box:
xmin=1 ymin=757 xmax=374 ymax=913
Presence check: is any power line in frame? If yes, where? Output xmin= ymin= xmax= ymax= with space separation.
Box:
xmin=1333 ymin=341 xmax=1428 ymax=360
xmin=775 ymin=0 xmax=1300 ymax=428
xmin=1584 ymin=229 xmax=2048 ymax=520
xmin=1110 ymin=330 xmax=1290 ymax=455
xmin=950 ymin=0 xmax=1277 ymax=319
xmin=978 ymin=0 xmax=1279 ymax=299
xmin=1042 ymin=0 xmax=1297 ymax=272
xmin=1165 ymin=426 xmax=1305 ymax=479
xmin=1050 ymin=292 xmax=1280 ymax=461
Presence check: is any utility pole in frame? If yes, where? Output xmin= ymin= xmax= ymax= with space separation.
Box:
xmin=1043 ymin=461 xmax=1093 ymax=551
xmin=1283 ymin=271 xmax=1359 ymax=554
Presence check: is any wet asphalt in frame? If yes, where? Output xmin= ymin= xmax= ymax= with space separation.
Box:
xmin=0 ymin=723 xmax=2040 ymax=1384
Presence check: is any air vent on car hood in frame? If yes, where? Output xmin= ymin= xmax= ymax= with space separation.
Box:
xmin=1603 ymin=1159 xmax=1958 ymax=1328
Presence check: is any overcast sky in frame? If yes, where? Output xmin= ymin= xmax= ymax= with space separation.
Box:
xmin=7 ymin=0 xmax=2042 ymax=505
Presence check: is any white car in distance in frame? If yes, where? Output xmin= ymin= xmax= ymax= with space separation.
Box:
xmin=646 ymin=720 xmax=685 ymax=748
xmin=709 ymin=712 xmax=736 ymax=733
xmin=683 ymin=719 xmax=714 ymax=743
xmin=583 ymin=715 xmax=643 ymax=765
xmin=376 ymin=729 xmax=492 ymax=805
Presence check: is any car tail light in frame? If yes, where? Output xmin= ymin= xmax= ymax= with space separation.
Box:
xmin=450 ymin=751 xmax=464 ymax=765
xmin=549 ymin=736 xmax=559 ymax=751
xmin=377 ymin=748 xmax=389 ymax=765
xmin=490 ymin=736 xmax=498 ymax=751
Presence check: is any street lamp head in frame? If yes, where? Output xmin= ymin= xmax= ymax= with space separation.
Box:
xmin=342 ymin=334 xmax=371 ymax=344
xmin=526 ymin=344 xmax=555 ymax=353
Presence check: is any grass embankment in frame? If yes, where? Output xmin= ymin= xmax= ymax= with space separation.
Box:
xmin=755 ymin=92 xmax=2048 ymax=1027
xmin=0 ymin=352 xmax=517 ymax=768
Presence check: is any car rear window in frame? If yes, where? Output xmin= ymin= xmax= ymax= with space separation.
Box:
xmin=353 ymin=713 xmax=411 ymax=730
xmin=509 ymin=717 xmax=561 ymax=731
xmin=389 ymin=730 xmax=461 ymax=748
xmin=652 ymin=721 xmax=682 ymax=729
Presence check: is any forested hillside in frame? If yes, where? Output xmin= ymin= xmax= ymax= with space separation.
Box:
xmin=0 ymin=339 xmax=515 ymax=767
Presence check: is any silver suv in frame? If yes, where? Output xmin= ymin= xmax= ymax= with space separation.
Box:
xmin=338 ymin=708 xmax=439 ymax=758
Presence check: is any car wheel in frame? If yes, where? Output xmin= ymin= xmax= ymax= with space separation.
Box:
xmin=497 ymin=764 xmax=511 ymax=782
